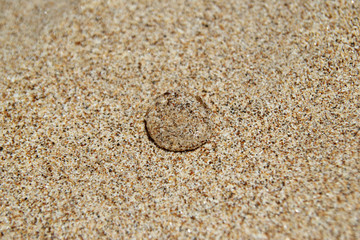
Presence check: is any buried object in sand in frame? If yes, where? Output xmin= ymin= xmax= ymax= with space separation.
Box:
xmin=145 ymin=90 xmax=213 ymax=152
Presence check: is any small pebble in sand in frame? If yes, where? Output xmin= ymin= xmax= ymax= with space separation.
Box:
xmin=145 ymin=90 xmax=213 ymax=152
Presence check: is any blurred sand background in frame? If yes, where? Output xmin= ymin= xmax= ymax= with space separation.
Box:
xmin=0 ymin=0 xmax=359 ymax=239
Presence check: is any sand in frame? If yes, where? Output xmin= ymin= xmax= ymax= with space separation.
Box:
xmin=0 ymin=0 xmax=359 ymax=239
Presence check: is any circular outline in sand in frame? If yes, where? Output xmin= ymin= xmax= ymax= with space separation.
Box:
xmin=145 ymin=90 xmax=213 ymax=152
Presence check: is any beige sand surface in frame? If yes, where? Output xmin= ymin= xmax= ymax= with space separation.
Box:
xmin=1 ymin=0 xmax=359 ymax=239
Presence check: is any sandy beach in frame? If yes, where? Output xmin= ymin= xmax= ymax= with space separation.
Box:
xmin=0 ymin=0 xmax=359 ymax=239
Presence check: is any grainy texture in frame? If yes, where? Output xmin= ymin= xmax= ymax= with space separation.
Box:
xmin=145 ymin=90 xmax=212 ymax=151
xmin=0 ymin=0 xmax=359 ymax=239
